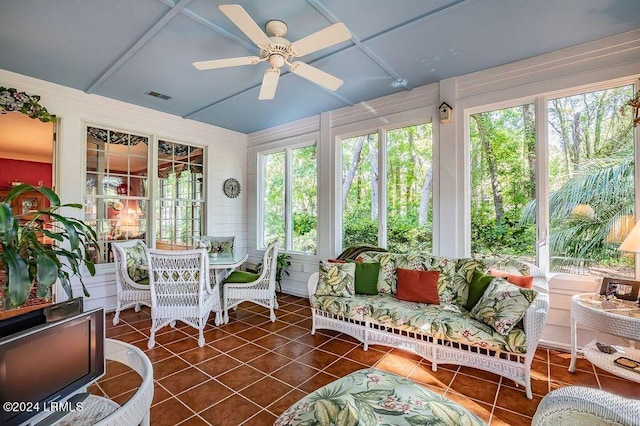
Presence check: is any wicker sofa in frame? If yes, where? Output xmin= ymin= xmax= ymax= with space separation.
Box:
xmin=307 ymin=252 xmax=549 ymax=399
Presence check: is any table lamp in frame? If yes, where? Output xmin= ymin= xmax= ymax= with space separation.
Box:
xmin=618 ymin=221 xmax=640 ymax=305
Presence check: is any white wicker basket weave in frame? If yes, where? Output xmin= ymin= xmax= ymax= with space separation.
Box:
xmin=111 ymin=240 xmax=152 ymax=326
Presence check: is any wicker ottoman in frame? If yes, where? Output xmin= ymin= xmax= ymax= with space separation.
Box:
xmin=275 ymin=368 xmax=485 ymax=425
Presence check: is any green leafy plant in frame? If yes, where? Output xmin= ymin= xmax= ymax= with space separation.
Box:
xmin=255 ymin=252 xmax=292 ymax=286
xmin=0 ymin=184 xmax=97 ymax=309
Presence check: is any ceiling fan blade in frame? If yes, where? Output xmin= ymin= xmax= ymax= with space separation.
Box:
xmin=193 ymin=56 xmax=261 ymax=70
xmin=289 ymin=22 xmax=351 ymax=57
xmin=289 ymin=61 xmax=343 ymax=91
xmin=259 ymin=68 xmax=280 ymax=100
xmin=219 ymin=4 xmax=272 ymax=47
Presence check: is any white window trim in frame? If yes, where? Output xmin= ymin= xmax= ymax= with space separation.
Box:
xmin=256 ymin=135 xmax=318 ymax=254
xmin=464 ymin=76 xmax=640 ymax=279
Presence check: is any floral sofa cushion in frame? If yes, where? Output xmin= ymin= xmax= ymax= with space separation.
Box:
xmin=311 ymin=294 xmax=380 ymax=322
xmin=366 ymin=295 xmax=528 ymax=354
xmin=316 ymin=261 xmax=356 ymax=297
xmin=275 ymin=368 xmax=485 ymax=426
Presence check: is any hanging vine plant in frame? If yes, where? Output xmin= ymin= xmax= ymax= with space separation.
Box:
xmin=0 ymin=87 xmax=56 ymax=122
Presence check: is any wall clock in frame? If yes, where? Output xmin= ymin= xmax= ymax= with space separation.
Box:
xmin=223 ymin=178 xmax=241 ymax=198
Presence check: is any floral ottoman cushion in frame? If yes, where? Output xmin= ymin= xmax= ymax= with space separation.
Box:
xmin=275 ymin=368 xmax=485 ymax=426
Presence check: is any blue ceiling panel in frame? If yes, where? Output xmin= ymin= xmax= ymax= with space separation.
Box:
xmin=92 ymin=13 xmax=263 ymax=116
xmin=0 ymin=0 xmax=169 ymax=91
xmin=316 ymin=0 xmax=456 ymax=40
xmin=190 ymin=74 xmax=347 ymax=133
xmin=364 ymin=0 xmax=640 ymax=89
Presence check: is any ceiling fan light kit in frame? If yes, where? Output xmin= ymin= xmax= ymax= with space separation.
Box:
xmin=193 ymin=4 xmax=352 ymax=100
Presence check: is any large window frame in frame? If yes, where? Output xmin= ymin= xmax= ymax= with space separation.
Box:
xmin=465 ymin=77 xmax=640 ymax=278
xmin=83 ymin=123 xmax=207 ymax=265
xmin=336 ymin=116 xmax=435 ymax=253
xmin=257 ymin=138 xmax=318 ymax=254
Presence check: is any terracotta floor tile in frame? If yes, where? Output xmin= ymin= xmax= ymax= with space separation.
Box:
xmin=105 ymin=359 xmax=132 ymax=378
xmin=272 ymin=361 xmax=320 ymax=387
xmin=240 ymin=376 xmax=294 ymax=407
xmin=150 ymin=397 xmax=195 ymax=426
xmin=374 ymin=353 xmax=420 ymax=376
xmin=244 ymin=410 xmax=277 ymax=425
xmin=158 ymin=366 xmax=210 ymax=395
xmin=294 ymin=332 xmax=332 ymax=347
xmin=217 ymin=365 xmax=266 ymax=391
xmin=598 ymin=375 xmax=640 ymax=398
xmin=459 ymin=366 xmax=501 ymax=383
xmin=176 ymin=379 xmax=233 ymax=413
xmin=549 ymin=363 xmax=598 ymax=387
xmin=277 ymin=325 xmax=309 ymax=340
xmin=178 ymin=344 xmax=220 ymax=365
xmin=254 ymin=334 xmax=291 ymax=350
xmin=228 ymin=342 xmax=269 ymax=362
xmin=296 ymin=349 xmax=339 ymax=369
xmin=178 ymin=415 xmax=209 ymax=426
xmin=408 ymin=364 xmax=456 ymax=390
xmin=144 ymin=346 xmax=173 ymax=363
xmin=106 ymin=323 xmax=135 ymax=338
xmin=153 ymin=356 xmax=191 ymax=379
xmin=273 ymin=340 xmax=313 ymax=359
xmin=448 ymin=372 xmax=499 ymax=404
xmin=495 ymin=384 xmax=543 ymax=417
xmin=112 ymin=330 xmax=147 ymax=344
xmin=152 ymin=382 xmax=172 ymax=406
xmin=196 ymin=354 xmax=242 ymax=377
xmin=208 ymin=334 xmax=247 ymax=352
xmin=319 ymin=339 xmax=357 ymax=356
xmin=490 ymin=407 xmax=533 ymax=425
xmin=100 ymin=370 xmax=143 ymax=398
xmin=444 ymin=391 xmax=493 ymax=424
xmin=235 ymin=326 xmax=270 ymax=342
xmin=257 ymin=320 xmax=290 ymax=332
xmin=202 ymin=327 xmax=231 ymax=342
xmin=267 ymin=389 xmax=308 ymax=416
xmin=324 ymin=357 xmax=367 ymax=377
xmin=239 ymin=314 xmax=271 ymax=326
xmin=247 ymin=352 xmax=291 ymax=374
xmin=298 ymin=372 xmax=340 ymax=393
xmin=345 ymin=346 xmax=387 ymax=366
xmin=163 ymin=336 xmax=201 ymax=354
xmin=111 ymin=388 xmax=136 ymax=406
xmin=200 ymin=394 xmax=261 ymax=426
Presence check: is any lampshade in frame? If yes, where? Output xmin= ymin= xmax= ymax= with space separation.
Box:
xmin=618 ymin=220 xmax=640 ymax=252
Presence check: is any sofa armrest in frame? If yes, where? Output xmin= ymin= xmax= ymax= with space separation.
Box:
xmin=521 ymin=262 xmax=549 ymax=356
xmin=307 ymin=272 xmax=319 ymax=303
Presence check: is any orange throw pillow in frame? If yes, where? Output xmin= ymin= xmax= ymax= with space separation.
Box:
xmin=488 ymin=269 xmax=534 ymax=289
xmin=395 ymin=268 xmax=440 ymax=304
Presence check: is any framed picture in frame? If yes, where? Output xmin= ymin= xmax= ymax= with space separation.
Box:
xmin=599 ymin=277 xmax=640 ymax=301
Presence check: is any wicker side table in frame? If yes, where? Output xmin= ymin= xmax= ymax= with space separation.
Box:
xmin=582 ymin=344 xmax=640 ymax=383
xmin=569 ymin=293 xmax=640 ymax=376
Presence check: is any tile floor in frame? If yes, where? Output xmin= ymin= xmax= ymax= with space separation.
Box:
xmin=91 ymin=294 xmax=640 ymax=425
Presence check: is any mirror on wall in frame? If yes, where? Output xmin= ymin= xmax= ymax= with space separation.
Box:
xmin=0 ymin=112 xmax=56 ymax=212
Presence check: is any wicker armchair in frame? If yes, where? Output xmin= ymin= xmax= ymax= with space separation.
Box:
xmin=532 ymin=386 xmax=640 ymax=425
xmin=111 ymin=240 xmax=152 ymax=326
xmin=223 ymin=241 xmax=278 ymax=323
xmin=146 ymin=248 xmax=222 ymax=348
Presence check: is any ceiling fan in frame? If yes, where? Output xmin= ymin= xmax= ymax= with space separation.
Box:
xmin=193 ymin=4 xmax=352 ymax=100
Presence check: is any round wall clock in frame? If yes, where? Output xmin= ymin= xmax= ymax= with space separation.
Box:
xmin=223 ymin=178 xmax=241 ymax=198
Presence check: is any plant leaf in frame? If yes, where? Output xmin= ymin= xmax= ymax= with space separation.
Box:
xmin=36 ymin=252 xmax=58 ymax=287
xmin=4 ymin=247 xmax=32 ymax=307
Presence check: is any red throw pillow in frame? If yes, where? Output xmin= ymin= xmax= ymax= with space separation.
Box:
xmin=488 ymin=269 xmax=534 ymax=289
xmin=395 ymin=268 xmax=440 ymax=304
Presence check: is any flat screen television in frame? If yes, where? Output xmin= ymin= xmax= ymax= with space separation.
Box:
xmin=0 ymin=307 xmax=105 ymax=426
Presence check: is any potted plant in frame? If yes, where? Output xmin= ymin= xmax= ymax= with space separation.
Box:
xmin=253 ymin=252 xmax=292 ymax=289
xmin=0 ymin=184 xmax=97 ymax=313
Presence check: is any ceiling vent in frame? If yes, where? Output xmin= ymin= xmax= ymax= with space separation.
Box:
xmin=146 ymin=90 xmax=171 ymax=100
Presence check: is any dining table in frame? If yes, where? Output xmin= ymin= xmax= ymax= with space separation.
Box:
xmin=208 ymin=252 xmax=249 ymax=286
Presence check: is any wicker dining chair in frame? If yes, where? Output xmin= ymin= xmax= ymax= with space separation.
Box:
xmin=223 ymin=241 xmax=279 ymax=323
xmin=111 ymin=240 xmax=152 ymax=326
xmin=146 ymin=248 xmax=222 ymax=348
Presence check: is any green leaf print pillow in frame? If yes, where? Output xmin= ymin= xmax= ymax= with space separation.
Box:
xmin=123 ymin=243 xmax=148 ymax=283
xmin=470 ymin=278 xmax=538 ymax=336
xmin=316 ymin=261 xmax=356 ymax=297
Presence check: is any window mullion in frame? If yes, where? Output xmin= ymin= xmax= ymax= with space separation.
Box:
xmin=634 ymin=79 xmax=640 ymax=280
xmin=378 ymin=128 xmax=387 ymax=248
xmin=535 ymin=95 xmax=550 ymax=274
xmin=285 ymin=148 xmax=293 ymax=251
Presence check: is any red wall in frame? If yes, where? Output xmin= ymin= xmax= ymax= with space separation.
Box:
xmin=0 ymin=158 xmax=52 ymax=189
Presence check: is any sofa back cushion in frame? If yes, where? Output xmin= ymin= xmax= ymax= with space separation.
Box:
xmin=347 ymin=260 xmax=380 ymax=295
xmin=453 ymin=257 xmax=486 ymax=306
xmin=470 ymin=278 xmax=538 ymax=335
xmin=395 ymin=268 xmax=440 ymax=304
xmin=315 ymin=261 xmax=356 ymax=297
xmin=464 ymin=270 xmax=494 ymax=311
xmin=359 ymin=251 xmax=397 ymax=294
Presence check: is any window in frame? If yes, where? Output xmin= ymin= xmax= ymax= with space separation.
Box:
xmin=85 ymin=126 xmax=149 ymax=263
xmin=341 ymin=123 xmax=433 ymax=252
xmin=470 ymin=104 xmax=536 ymax=260
xmin=156 ymin=140 xmax=204 ymax=250
xmin=260 ymin=143 xmax=317 ymax=254
xmin=469 ymin=83 xmax=635 ymax=277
